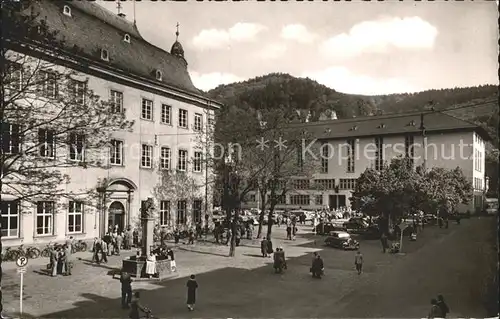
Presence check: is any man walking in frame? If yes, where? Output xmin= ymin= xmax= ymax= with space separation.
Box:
xmin=120 ymin=271 xmax=133 ymax=309
xmin=354 ymin=250 xmax=363 ymax=275
xmin=260 ymin=237 xmax=268 ymax=257
xmin=64 ymin=244 xmax=73 ymax=276
xmin=380 ymin=233 xmax=388 ymax=253
xmin=186 ymin=274 xmax=199 ymax=311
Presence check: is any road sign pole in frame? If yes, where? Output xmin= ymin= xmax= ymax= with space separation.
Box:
xmin=20 ymin=272 xmax=24 ymax=316
xmin=399 ymin=230 xmax=404 ymax=253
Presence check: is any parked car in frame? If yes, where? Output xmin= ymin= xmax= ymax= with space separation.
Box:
xmin=343 ymin=217 xmax=369 ymax=234
xmin=315 ymin=222 xmax=345 ymax=235
xmin=324 ymin=231 xmax=360 ymax=250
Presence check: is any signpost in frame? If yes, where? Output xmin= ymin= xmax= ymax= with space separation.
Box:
xmin=16 ymin=256 xmax=28 ymax=316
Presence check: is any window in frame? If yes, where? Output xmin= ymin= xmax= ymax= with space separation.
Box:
xmin=179 ymin=109 xmax=188 ymax=128
xmin=249 ymin=194 xmax=256 ymax=202
xmin=141 ymin=98 xmax=153 ymax=120
xmin=110 ymin=90 xmax=123 ymax=113
xmin=160 ymin=146 xmax=171 ymax=170
xmin=208 ymin=116 xmax=215 ymax=130
xmin=193 ymin=200 xmax=202 ymax=223
xmin=70 ymin=79 xmax=86 ymax=104
xmin=63 ymin=5 xmax=71 ymax=16
xmin=1 ymin=122 xmax=20 ymax=154
xmin=193 ymin=151 xmax=202 ymax=172
xmin=36 ymin=201 xmax=54 ymax=235
xmin=68 ymin=201 xmax=83 ymax=234
xmin=7 ymin=63 xmax=22 ymax=91
xmin=315 ymin=195 xmax=323 ymax=205
xmin=177 ymin=200 xmax=187 ymax=225
xmin=68 ymin=132 xmax=85 ymax=162
xmin=404 ymin=135 xmax=415 ymax=165
xmin=159 ymin=201 xmax=171 ymax=226
xmin=110 ymin=139 xmax=123 ymax=165
xmin=177 ymin=149 xmax=187 ymax=171
xmin=101 ymin=49 xmax=109 ymax=61
xmin=1 ymin=200 xmax=19 ymax=238
xmin=339 ymin=178 xmax=357 ymax=190
xmin=347 ymin=139 xmax=355 ymax=173
xmin=374 ymin=137 xmax=384 ymax=171
xmin=314 ymin=179 xmax=336 ymax=190
xmin=161 ymin=104 xmax=171 ymax=124
xmin=293 ymin=179 xmax=310 ymax=190
xmin=37 ymin=71 xmax=57 ymax=98
xmin=155 ymin=70 xmax=162 ymax=81
xmin=194 ymin=113 xmax=203 ymax=131
xmin=320 ymin=143 xmax=329 ymax=173
xmin=124 ymin=34 xmax=131 ymax=43
xmin=141 ymin=144 xmax=152 ymax=168
xmin=290 ymin=195 xmax=310 ymax=206
xmin=38 ymin=128 xmax=55 ymax=158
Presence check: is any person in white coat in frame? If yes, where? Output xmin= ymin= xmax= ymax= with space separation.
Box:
xmin=145 ymin=252 xmax=156 ymax=278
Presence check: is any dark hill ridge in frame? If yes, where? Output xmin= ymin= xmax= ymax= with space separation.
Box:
xmin=207 ymin=73 xmax=498 ymax=147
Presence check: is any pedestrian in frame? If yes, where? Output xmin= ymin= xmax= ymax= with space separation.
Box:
xmin=188 ymin=228 xmax=195 ymax=245
xmin=380 ymin=233 xmax=388 ymax=253
xmin=311 ymin=253 xmax=324 ymax=279
xmin=129 ymin=292 xmax=147 ymax=319
xmin=354 ymin=250 xmax=363 ymax=275
xmin=92 ymin=237 xmax=101 ymax=264
xmin=186 ymin=274 xmax=198 ymax=311
xmin=167 ymin=248 xmax=176 ymax=271
xmin=65 ymin=236 xmax=74 ymax=254
xmin=64 ymin=244 xmax=73 ymax=276
xmin=292 ymin=225 xmax=298 ymax=240
xmin=145 ymin=252 xmax=157 ymax=278
xmin=286 ymin=225 xmax=292 ymax=240
xmin=133 ymin=228 xmax=139 ymax=247
xmin=101 ymin=239 xmax=108 ymax=263
xmin=266 ymin=236 xmax=273 ymax=258
xmin=116 ymin=232 xmax=123 ymax=255
xmin=428 ymin=298 xmax=443 ymax=319
xmin=260 ymin=237 xmax=268 ymax=257
xmin=120 ymin=271 xmax=133 ymax=309
xmin=50 ymin=246 xmax=58 ymax=277
xmin=436 ymin=295 xmax=449 ymax=318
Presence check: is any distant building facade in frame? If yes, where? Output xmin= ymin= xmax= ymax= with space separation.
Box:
xmin=243 ymin=112 xmax=489 ymax=214
xmin=1 ymin=1 xmax=221 ymax=247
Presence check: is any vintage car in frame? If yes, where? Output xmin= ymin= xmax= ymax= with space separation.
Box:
xmin=315 ymin=222 xmax=346 ymax=235
xmin=324 ymin=231 xmax=360 ymax=250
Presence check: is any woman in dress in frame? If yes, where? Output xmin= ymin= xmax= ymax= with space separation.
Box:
xmin=145 ymin=252 xmax=156 ymax=278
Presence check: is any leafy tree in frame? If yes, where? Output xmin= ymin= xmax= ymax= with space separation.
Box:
xmin=1 ymin=2 xmax=132 ymax=310
xmin=152 ymin=170 xmax=202 ymax=227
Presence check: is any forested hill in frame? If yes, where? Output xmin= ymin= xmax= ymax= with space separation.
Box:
xmin=206 ymin=73 xmax=498 ymax=147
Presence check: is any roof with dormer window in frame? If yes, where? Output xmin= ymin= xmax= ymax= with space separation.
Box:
xmin=20 ymin=1 xmax=202 ymax=95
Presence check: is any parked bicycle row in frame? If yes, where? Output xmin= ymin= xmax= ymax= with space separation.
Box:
xmin=2 ymin=236 xmax=87 ymax=262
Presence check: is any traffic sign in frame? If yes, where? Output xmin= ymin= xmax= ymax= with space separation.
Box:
xmin=16 ymin=256 xmax=28 ymax=267
xmin=17 ymin=267 xmax=27 ymax=274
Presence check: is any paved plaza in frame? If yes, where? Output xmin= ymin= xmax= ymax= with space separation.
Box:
xmin=2 ymin=217 xmax=497 ymax=318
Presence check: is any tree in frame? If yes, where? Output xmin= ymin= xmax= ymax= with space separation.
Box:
xmin=152 ymin=170 xmax=202 ymax=227
xmin=1 ymin=3 xmax=132 ymax=312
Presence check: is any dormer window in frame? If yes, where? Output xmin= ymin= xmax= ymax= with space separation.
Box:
xmin=350 ymin=125 xmax=358 ymax=131
xmin=378 ymin=123 xmax=386 ymax=129
xmin=408 ymin=120 xmax=416 ymax=126
xmin=123 ymin=34 xmax=131 ymax=43
xmin=155 ymin=70 xmax=162 ymax=81
xmin=101 ymin=49 xmax=109 ymax=61
xmin=63 ymin=5 xmax=71 ymax=17
xmin=325 ymin=128 xmax=331 ymax=133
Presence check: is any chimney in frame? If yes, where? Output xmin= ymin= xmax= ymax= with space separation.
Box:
xmin=118 ymin=13 xmax=126 ymax=18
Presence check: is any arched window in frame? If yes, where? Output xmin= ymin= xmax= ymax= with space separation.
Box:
xmin=123 ymin=34 xmax=131 ymax=43
xmin=155 ymin=70 xmax=162 ymax=81
xmin=63 ymin=5 xmax=71 ymax=17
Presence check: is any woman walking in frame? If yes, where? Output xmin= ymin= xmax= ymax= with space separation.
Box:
xmin=186 ymin=274 xmax=199 ymax=311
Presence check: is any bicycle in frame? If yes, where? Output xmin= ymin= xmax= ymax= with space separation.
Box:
xmin=72 ymin=240 xmax=88 ymax=252
xmin=41 ymin=242 xmax=55 ymax=258
xmin=141 ymin=308 xmax=156 ymax=319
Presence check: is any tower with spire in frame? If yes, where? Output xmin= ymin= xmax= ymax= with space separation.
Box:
xmin=170 ymin=22 xmax=187 ymax=66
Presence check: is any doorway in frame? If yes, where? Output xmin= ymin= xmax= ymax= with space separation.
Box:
xmin=329 ymin=195 xmax=346 ymax=210
xmin=108 ymin=201 xmax=125 ymax=232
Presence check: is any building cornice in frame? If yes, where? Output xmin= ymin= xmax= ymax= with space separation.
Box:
xmin=7 ymin=40 xmax=222 ymax=110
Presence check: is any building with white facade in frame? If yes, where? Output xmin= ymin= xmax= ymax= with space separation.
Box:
xmin=244 ymin=111 xmax=490 ymax=214
xmin=1 ymin=1 xmax=221 ymax=247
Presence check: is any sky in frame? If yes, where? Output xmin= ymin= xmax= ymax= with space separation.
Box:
xmin=99 ymin=0 xmax=498 ymax=95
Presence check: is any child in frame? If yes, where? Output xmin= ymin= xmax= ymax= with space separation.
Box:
xmin=186 ymin=274 xmax=198 ymax=311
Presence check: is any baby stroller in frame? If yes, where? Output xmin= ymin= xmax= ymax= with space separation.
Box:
xmin=390 ymin=242 xmax=400 ymax=253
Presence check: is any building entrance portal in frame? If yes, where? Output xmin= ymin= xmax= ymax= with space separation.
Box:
xmin=108 ymin=201 xmax=125 ymax=232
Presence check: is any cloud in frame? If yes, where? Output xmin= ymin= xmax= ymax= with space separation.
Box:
xmin=192 ymin=23 xmax=267 ymax=50
xmin=320 ymin=17 xmax=438 ymax=58
xmin=302 ymin=67 xmax=421 ymax=95
xmin=281 ymin=24 xmax=317 ymax=43
xmin=190 ymin=71 xmax=245 ymax=91
xmin=257 ymin=43 xmax=287 ymax=59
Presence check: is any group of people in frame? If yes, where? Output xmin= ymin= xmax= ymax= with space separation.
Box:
xmin=48 ymin=243 xmax=73 ymax=277
xmin=143 ymin=246 xmax=176 ymax=278
xmin=91 ymin=226 xmax=137 ymax=264
xmin=428 ymin=295 xmax=450 ymax=318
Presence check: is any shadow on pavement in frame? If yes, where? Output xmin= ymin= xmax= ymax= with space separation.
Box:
xmin=176 ymin=246 xmax=228 ymax=257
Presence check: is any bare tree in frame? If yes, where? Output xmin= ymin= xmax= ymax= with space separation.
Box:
xmin=1 ymin=3 xmax=132 ymax=309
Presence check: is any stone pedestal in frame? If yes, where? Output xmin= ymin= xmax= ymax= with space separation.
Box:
xmin=142 ymin=217 xmax=154 ymax=257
